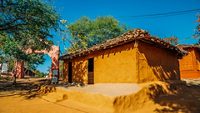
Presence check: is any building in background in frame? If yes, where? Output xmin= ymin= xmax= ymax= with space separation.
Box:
xmin=178 ymin=45 xmax=200 ymax=78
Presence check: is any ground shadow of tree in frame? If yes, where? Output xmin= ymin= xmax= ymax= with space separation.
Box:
xmin=154 ymin=81 xmax=200 ymax=113
xmin=0 ymin=77 xmax=52 ymax=99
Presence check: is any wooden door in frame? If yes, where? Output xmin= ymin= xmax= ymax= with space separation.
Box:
xmin=88 ymin=58 xmax=94 ymax=84
xmin=68 ymin=62 xmax=72 ymax=83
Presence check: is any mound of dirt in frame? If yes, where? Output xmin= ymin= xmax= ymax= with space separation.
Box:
xmin=113 ymin=80 xmax=200 ymax=113
xmin=38 ymin=85 xmax=56 ymax=95
xmin=40 ymin=87 xmax=113 ymax=108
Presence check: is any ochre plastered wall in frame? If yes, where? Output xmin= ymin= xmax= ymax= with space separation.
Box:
xmin=63 ymin=58 xmax=88 ymax=83
xmin=179 ymin=48 xmax=200 ymax=78
xmin=94 ymin=42 xmax=138 ymax=83
xmin=72 ymin=59 xmax=88 ymax=83
xmin=137 ymin=41 xmax=180 ymax=82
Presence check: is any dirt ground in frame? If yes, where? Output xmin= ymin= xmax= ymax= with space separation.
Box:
xmin=0 ymin=77 xmax=200 ymax=113
xmin=61 ymin=83 xmax=141 ymax=96
xmin=0 ymin=77 xmax=104 ymax=113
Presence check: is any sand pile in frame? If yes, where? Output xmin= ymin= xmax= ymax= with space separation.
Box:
xmin=23 ymin=85 xmax=57 ymax=99
xmin=38 ymin=85 xmax=56 ymax=95
xmin=41 ymin=87 xmax=113 ymax=112
xmin=36 ymin=85 xmax=69 ymax=102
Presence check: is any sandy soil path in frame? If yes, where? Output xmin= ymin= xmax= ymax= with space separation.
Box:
xmin=0 ymin=77 xmax=108 ymax=113
xmin=60 ymin=83 xmax=141 ymax=96
xmin=0 ymin=94 xmax=106 ymax=113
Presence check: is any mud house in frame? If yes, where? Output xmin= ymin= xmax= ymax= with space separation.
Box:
xmin=60 ymin=29 xmax=184 ymax=84
xmin=178 ymin=45 xmax=200 ymax=78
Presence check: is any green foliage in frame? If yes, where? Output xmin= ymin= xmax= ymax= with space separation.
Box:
xmin=198 ymin=17 xmax=200 ymax=44
xmin=0 ymin=33 xmax=45 ymax=69
xmin=163 ymin=37 xmax=178 ymax=45
xmin=0 ymin=0 xmax=59 ymax=68
xmin=0 ymin=0 xmax=59 ymax=37
xmin=194 ymin=15 xmax=200 ymax=44
xmin=66 ymin=16 xmax=127 ymax=52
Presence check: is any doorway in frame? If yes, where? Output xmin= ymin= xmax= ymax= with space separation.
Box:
xmin=88 ymin=58 xmax=94 ymax=84
xmin=68 ymin=62 xmax=72 ymax=83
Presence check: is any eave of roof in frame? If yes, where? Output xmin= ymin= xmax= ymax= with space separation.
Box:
xmin=177 ymin=44 xmax=200 ymax=53
xmin=177 ymin=44 xmax=200 ymax=49
xmin=60 ymin=29 xmax=185 ymax=60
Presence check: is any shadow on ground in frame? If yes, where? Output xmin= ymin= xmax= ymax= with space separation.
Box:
xmin=0 ymin=77 xmax=53 ymax=98
xmin=154 ymin=80 xmax=200 ymax=113
xmin=113 ymin=80 xmax=200 ymax=113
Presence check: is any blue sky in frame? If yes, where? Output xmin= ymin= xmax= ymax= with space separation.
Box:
xmin=37 ymin=0 xmax=200 ymax=73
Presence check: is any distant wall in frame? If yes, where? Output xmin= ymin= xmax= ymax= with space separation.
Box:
xmin=179 ymin=48 xmax=200 ymax=78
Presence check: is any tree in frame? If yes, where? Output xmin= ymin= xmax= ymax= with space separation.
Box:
xmin=194 ymin=15 xmax=200 ymax=44
xmin=163 ymin=37 xmax=178 ymax=45
xmin=0 ymin=0 xmax=59 ymax=83
xmin=63 ymin=16 xmax=127 ymax=52
xmin=0 ymin=0 xmax=58 ymax=52
xmin=197 ymin=16 xmax=200 ymax=44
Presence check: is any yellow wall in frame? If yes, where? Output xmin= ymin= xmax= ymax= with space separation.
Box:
xmin=63 ymin=58 xmax=88 ymax=83
xmin=94 ymin=42 xmax=138 ymax=83
xmin=179 ymin=49 xmax=197 ymax=71
xmin=72 ymin=58 xmax=88 ymax=83
xmin=179 ymin=48 xmax=200 ymax=78
xmin=137 ymin=41 xmax=180 ymax=82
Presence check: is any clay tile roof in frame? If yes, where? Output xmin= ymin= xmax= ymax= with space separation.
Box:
xmin=177 ymin=44 xmax=200 ymax=53
xmin=177 ymin=44 xmax=200 ymax=49
xmin=60 ymin=29 xmax=185 ymax=60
